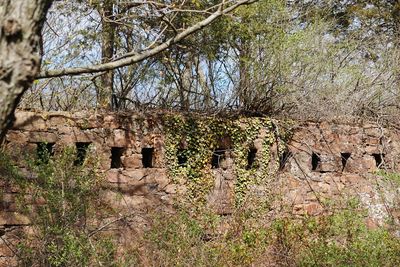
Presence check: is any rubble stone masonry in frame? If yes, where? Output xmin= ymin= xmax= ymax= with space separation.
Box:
xmin=1 ymin=111 xmax=400 ymax=263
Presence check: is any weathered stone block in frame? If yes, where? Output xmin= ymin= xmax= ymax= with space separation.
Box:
xmin=101 ymin=191 xmax=151 ymax=211
xmin=145 ymin=168 xmax=169 ymax=188
xmin=122 ymin=155 xmax=142 ymax=169
xmin=319 ymin=154 xmax=339 ymax=172
xmin=304 ymin=202 xmax=323 ymax=215
xmin=164 ymin=184 xmax=177 ymax=194
xmin=103 ymin=115 xmax=120 ymax=129
xmin=364 ymin=126 xmax=384 ymax=138
xmin=13 ymin=112 xmax=47 ymax=131
xmin=207 ymin=172 xmax=234 ymax=215
xmin=6 ymin=131 xmax=28 ymax=143
xmin=122 ymin=169 xmax=146 ymax=180
xmin=58 ymin=127 xmax=97 ymax=143
xmin=364 ymin=144 xmax=382 ymax=154
xmin=344 ymin=174 xmax=364 ymax=184
xmin=107 ymin=129 xmax=129 ymax=147
xmin=48 ymin=115 xmax=76 ymax=127
xmin=0 ymin=212 xmax=30 ymax=226
xmin=106 ymin=169 xmax=128 ymax=184
xmin=28 ymin=131 xmax=58 ymax=143
xmin=1 ymin=194 xmax=16 ymax=212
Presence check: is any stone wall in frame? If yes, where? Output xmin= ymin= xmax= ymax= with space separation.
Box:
xmin=280 ymin=121 xmax=400 ymax=223
xmin=1 ymin=111 xmax=400 ymax=263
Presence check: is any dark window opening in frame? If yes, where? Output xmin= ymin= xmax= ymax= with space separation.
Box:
xmin=341 ymin=152 xmax=351 ymax=170
xmin=372 ymin=153 xmax=385 ymax=168
xmin=177 ymin=149 xmax=188 ymax=166
xmin=311 ymin=152 xmax=321 ymax=171
xmin=279 ymin=150 xmax=292 ymax=171
xmin=111 ymin=147 xmax=125 ymax=169
xmin=36 ymin=142 xmax=55 ymax=164
xmin=246 ymin=148 xmax=257 ymax=170
xmin=142 ymin=148 xmax=154 ymax=168
xmin=211 ymin=149 xmax=225 ymax=169
xmin=74 ymin=142 xmax=91 ymax=166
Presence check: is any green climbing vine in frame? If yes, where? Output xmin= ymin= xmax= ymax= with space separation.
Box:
xmin=163 ymin=114 xmax=293 ymax=207
xmin=232 ymin=117 xmax=272 ymax=205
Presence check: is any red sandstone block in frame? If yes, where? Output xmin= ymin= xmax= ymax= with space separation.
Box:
xmin=47 ymin=115 xmax=76 ymax=127
xmin=106 ymin=170 xmax=128 ymax=184
xmin=319 ymin=154 xmax=339 ymax=172
xmin=122 ymin=169 xmax=146 ymax=181
xmin=164 ymin=184 xmax=177 ymax=194
xmin=58 ymin=127 xmax=97 ymax=143
xmin=121 ymin=155 xmax=142 ymax=169
xmin=107 ymin=129 xmax=129 ymax=147
xmin=343 ymin=174 xmax=364 ymax=184
xmin=304 ymin=202 xmax=323 ymax=215
xmin=101 ymin=191 xmax=151 ymax=211
xmin=28 ymin=131 xmax=58 ymax=143
xmin=6 ymin=131 xmax=28 ymax=143
xmin=0 ymin=212 xmax=30 ymax=226
xmin=364 ymin=126 xmax=385 ymax=138
xmin=145 ymin=168 xmax=169 ymax=188
xmin=0 ymin=240 xmax=15 ymax=257
xmin=364 ymin=144 xmax=382 ymax=154
xmin=103 ymin=115 xmax=120 ymax=129
xmin=1 ymin=193 xmax=16 ymax=212
xmin=12 ymin=112 xmax=47 ymax=131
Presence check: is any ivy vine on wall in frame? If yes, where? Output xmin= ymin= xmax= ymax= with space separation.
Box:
xmin=163 ymin=114 xmax=292 ymax=207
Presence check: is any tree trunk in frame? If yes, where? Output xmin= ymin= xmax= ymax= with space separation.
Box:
xmin=392 ymin=1 xmax=400 ymax=46
xmin=0 ymin=0 xmax=53 ymax=140
xmin=238 ymin=40 xmax=251 ymax=110
xmin=99 ymin=0 xmax=115 ymax=110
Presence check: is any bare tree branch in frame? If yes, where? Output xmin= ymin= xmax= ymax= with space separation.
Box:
xmin=37 ymin=0 xmax=258 ymax=79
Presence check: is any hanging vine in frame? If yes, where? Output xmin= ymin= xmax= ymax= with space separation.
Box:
xmin=163 ymin=114 xmax=292 ymax=208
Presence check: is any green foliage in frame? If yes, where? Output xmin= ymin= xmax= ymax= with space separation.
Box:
xmin=164 ymin=115 xmax=227 ymax=204
xmin=163 ymin=114 xmax=285 ymax=207
xmin=144 ymin=207 xmax=270 ymax=267
xmin=376 ymin=170 xmax=400 ymax=187
xmin=138 ymin=197 xmax=400 ymax=266
xmin=0 ymin=148 xmax=131 ymax=267
xmin=271 ymin=199 xmax=400 ymax=267
xmin=0 ymin=149 xmax=23 ymax=183
xmin=231 ymin=117 xmax=277 ymax=205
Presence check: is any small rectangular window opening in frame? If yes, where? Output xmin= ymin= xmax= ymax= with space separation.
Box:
xmin=36 ymin=142 xmax=55 ymax=163
xmin=142 ymin=148 xmax=154 ymax=168
xmin=74 ymin=142 xmax=91 ymax=166
xmin=177 ymin=149 xmax=188 ymax=166
xmin=246 ymin=148 xmax=257 ymax=170
xmin=211 ymin=149 xmax=225 ymax=169
xmin=111 ymin=147 xmax=125 ymax=169
xmin=311 ymin=152 xmax=321 ymax=171
xmin=372 ymin=153 xmax=385 ymax=168
xmin=279 ymin=150 xmax=292 ymax=171
xmin=341 ymin=152 xmax=351 ymax=171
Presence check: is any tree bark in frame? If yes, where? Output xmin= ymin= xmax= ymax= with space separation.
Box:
xmin=238 ymin=39 xmax=251 ymax=110
xmin=99 ymin=0 xmax=115 ymax=110
xmin=0 ymin=0 xmax=53 ymax=140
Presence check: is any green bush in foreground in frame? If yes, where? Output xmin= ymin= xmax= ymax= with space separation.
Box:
xmin=0 ymin=148 xmax=129 ymax=267
xmin=143 ymin=200 xmax=400 ymax=267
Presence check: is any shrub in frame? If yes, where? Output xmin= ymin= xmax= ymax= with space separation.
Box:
xmin=0 ymin=148 xmax=128 ymax=266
